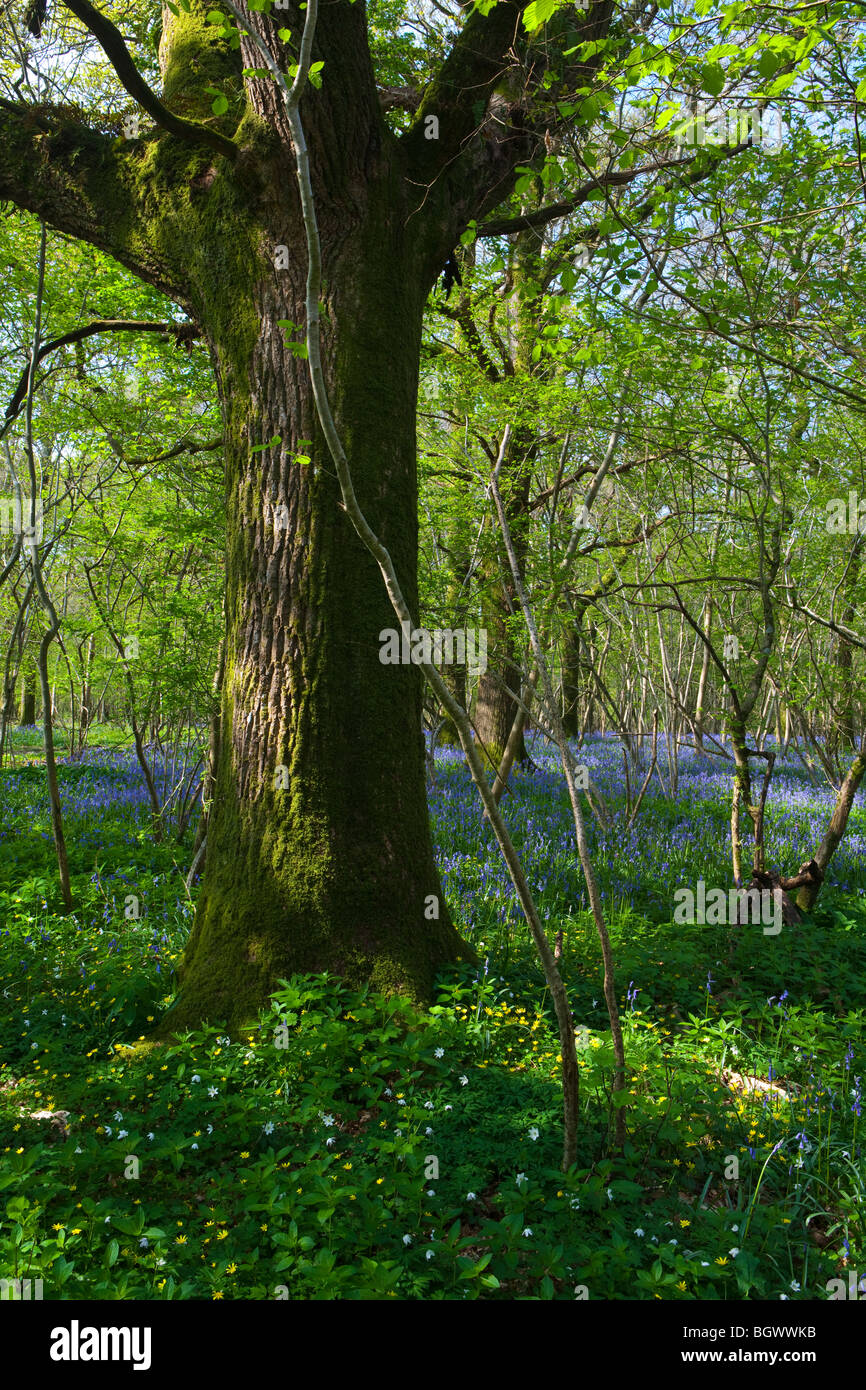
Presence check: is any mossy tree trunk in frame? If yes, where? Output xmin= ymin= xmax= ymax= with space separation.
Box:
xmin=1 ymin=0 xmax=604 ymax=1028
xmin=175 ymin=177 xmax=469 ymax=1026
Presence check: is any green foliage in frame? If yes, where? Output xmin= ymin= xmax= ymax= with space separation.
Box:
xmin=0 ymin=750 xmax=863 ymax=1299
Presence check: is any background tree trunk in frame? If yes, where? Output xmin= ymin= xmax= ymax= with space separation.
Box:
xmin=20 ymin=661 xmax=37 ymax=724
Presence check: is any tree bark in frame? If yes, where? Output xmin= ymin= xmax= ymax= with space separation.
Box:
xmin=19 ymin=661 xmax=37 ymax=724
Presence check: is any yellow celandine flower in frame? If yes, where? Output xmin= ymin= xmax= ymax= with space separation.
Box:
xmin=217 ymin=1230 xmax=228 ymax=1241
xmin=71 ymin=1228 xmax=82 ymax=1235
xmin=176 ymin=1236 xmax=187 ymax=1244
xmin=226 ymin=1263 xmax=237 ymax=1275
xmin=715 ymin=1256 xmax=728 ymax=1266
xmin=240 ymin=1151 xmax=250 ymax=1158
xmin=260 ymin=1224 xmax=268 ymax=1232
xmin=376 ymin=1178 xmax=384 ymax=1185
xmin=212 ymin=1291 xmax=223 ymax=1300
xmin=676 ymin=1281 xmax=687 ymax=1291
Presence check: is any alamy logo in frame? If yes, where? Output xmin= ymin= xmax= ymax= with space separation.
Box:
xmin=0 ymin=1277 xmax=42 ymax=1299
xmin=673 ymin=879 xmax=781 ymax=934
xmin=826 ymin=491 xmax=866 ymax=533
xmin=0 ymin=495 xmax=43 ymax=543
xmin=379 ymin=623 xmax=488 ymax=676
xmin=826 ymin=1271 xmax=866 ymax=1299
xmin=672 ymin=103 xmax=783 ymax=153
xmin=49 ymin=1321 xmax=151 ymax=1371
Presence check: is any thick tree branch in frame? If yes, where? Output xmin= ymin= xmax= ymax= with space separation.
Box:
xmin=59 ymin=0 xmax=238 ymax=160
xmin=0 ymin=104 xmax=188 ymax=302
xmin=401 ymin=1 xmax=528 ymax=181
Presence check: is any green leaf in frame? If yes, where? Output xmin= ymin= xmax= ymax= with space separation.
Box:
xmin=523 ymin=0 xmax=560 ymax=32
xmin=765 ymin=71 xmax=796 ymax=97
xmin=202 ymin=86 xmax=229 ymax=116
xmin=757 ymin=52 xmax=779 ymax=80
xmin=701 ymin=64 xmax=725 ymax=97
xmin=106 ymin=1239 xmax=119 ymax=1267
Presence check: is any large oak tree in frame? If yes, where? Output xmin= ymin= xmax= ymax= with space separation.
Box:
xmin=0 ymin=0 xmax=613 ymax=1028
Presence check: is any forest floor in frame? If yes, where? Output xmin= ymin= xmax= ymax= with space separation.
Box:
xmin=0 ymin=731 xmax=864 ymax=1300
